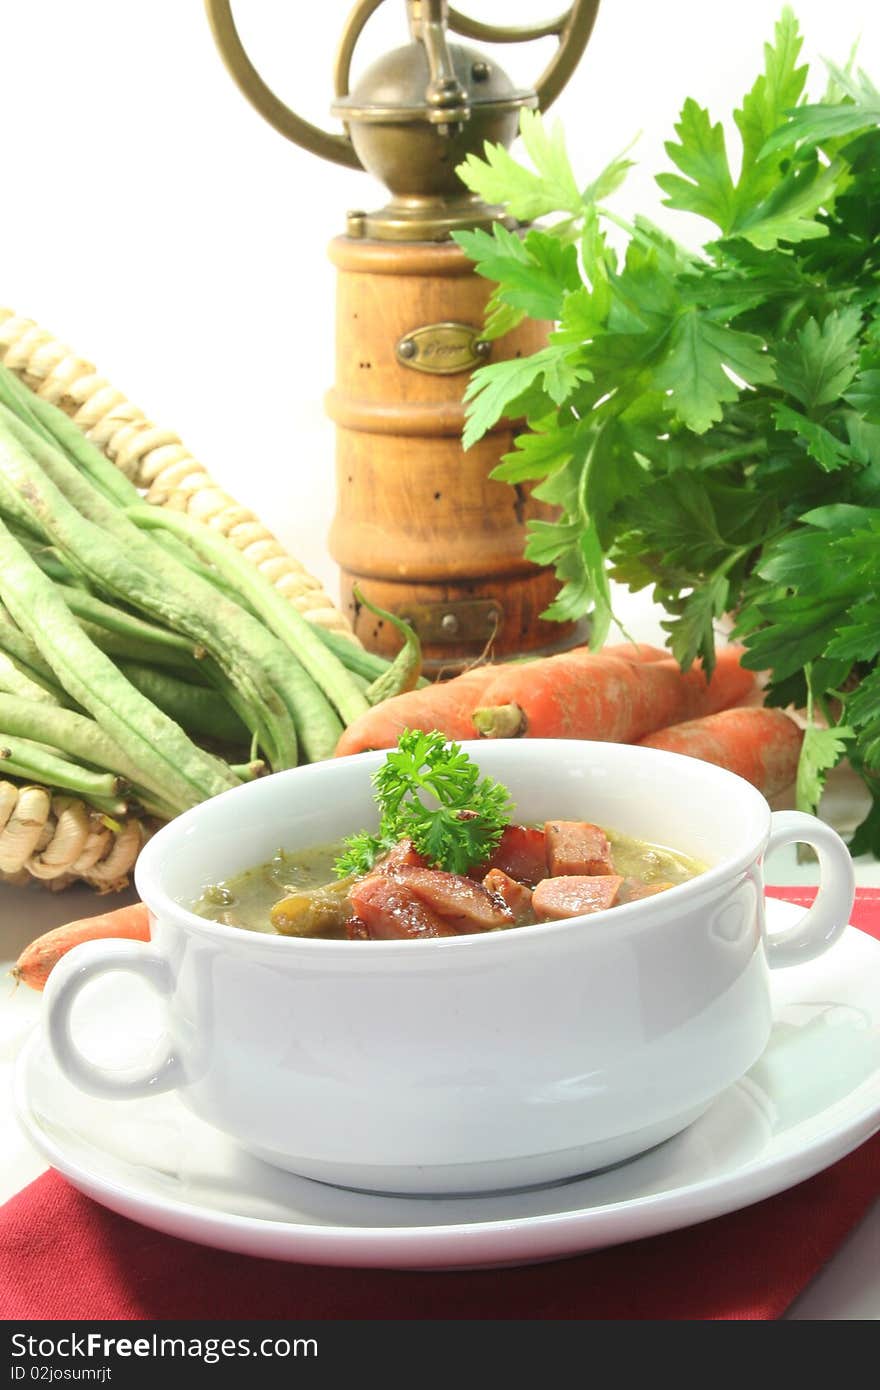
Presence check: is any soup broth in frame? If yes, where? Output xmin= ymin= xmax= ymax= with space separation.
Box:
xmin=193 ymin=824 xmax=705 ymax=941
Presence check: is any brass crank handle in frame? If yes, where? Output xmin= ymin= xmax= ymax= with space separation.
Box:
xmin=447 ymin=1 xmax=602 ymax=112
xmin=205 ymin=1 xmax=600 ymax=165
xmin=204 ymin=0 xmax=364 ymax=169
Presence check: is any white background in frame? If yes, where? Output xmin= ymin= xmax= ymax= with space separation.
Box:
xmin=3 ymin=0 xmax=880 ymax=604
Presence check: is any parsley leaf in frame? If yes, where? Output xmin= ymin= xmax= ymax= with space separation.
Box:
xmin=334 ymin=731 xmax=513 ymax=878
xmin=661 ymin=571 xmax=731 ymax=675
xmin=725 ymin=153 xmax=837 ymax=251
xmin=774 ymin=307 xmax=863 ymax=412
xmin=462 ymin=346 xmax=591 ymax=449
xmin=457 ymin=226 xmax=581 ymax=327
xmin=771 ymin=403 xmax=853 ymax=471
xmin=456 ymin=109 xmax=582 ymax=221
xmin=654 ymin=311 xmax=775 ymax=434
xmin=333 ymin=830 xmax=398 ymax=880
xmin=763 ymin=62 xmax=880 ymax=151
xmin=733 ymin=7 xmax=808 ymax=207
xmin=797 ymin=723 xmax=855 ymax=817
xmin=657 ymin=99 xmax=737 ymax=232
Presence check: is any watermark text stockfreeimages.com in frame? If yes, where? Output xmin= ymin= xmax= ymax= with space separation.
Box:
xmin=10 ymin=1332 xmax=316 ymax=1368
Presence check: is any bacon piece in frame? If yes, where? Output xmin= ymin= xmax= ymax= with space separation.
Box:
xmin=544 ymin=821 xmax=615 ymax=877
xmin=391 ymin=865 xmax=513 ymax=932
xmin=531 ymin=875 xmax=624 ymax=922
xmin=473 ymin=825 xmax=547 ymax=887
xmin=348 ymin=876 xmax=457 ymax=940
xmin=345 ymin=914 xmax=371 ymax=941
xmin=482 ymin=868 xmax=533 ymax=924
xmin=374 ymin=839 xmax=429 ymax=873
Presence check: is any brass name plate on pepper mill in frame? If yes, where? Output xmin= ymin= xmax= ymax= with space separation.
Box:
xmin=396 ymin=322 xmax=488 ymax=375
xmin=205 ymin=0 xmax=600 ymax=671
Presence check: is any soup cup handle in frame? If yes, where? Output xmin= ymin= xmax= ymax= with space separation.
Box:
xmin=763 ymin=810 xmax=856 ymax=968
xmin=43 ymin=938 xmax=184 ymax=1099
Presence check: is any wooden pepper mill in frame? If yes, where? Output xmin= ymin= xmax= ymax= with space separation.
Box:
xmin=205 ymin=0 xmax=600 ymax=670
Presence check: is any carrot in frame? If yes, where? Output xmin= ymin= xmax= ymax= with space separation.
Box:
xmin=601 ymin=642 xmax=670 ymax=663
xmin=472 ymin=644 xmax=756 ymax=741
xmin=12 ymin=901 xmax=150 ymax=992
xmin=638 ymin=707 xmax=804 ymax=798
xmin=652 ymin=645 xmax=757 ymax=713
xmin=335 ymin=666 xmax=497 ymax=757
xmin=334 ymin=643 xmax=756 ymax=755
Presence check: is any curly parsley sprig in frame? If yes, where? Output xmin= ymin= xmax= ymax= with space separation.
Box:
xmin=333 ymin=730 xmax=513 ymax=878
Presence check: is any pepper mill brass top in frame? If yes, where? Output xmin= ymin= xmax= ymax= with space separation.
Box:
xmin=205 ymin=0 xmax=600 ymax=239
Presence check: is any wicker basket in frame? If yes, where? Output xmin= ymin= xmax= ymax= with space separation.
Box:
xmin=0 ymin=307 xmax=355 ymax=891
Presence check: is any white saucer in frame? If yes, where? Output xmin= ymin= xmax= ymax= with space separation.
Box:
xmin=13 ymin=900 xmax=880 ymax=1271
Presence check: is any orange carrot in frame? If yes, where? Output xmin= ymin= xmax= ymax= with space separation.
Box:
xmin=335 ymin=666 xmax=497 ymax=757
xmin=12 ymin=902 xmax=151 ymax=992
xmin=472 ymin=644 xmax=756 ymax=742
xmin=652 ymin=646 xmax=758 ymax=713
xmin=601 ymin=642 xmax=670 ymax=663
xmin=639 ymin=707 xmax=803 ymax=797
xmin=334 ymin=644 xmax=756 ymax=755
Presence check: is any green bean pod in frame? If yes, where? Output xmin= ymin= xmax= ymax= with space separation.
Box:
xmin=0 ymin=519 xmax=240 ymax=811
xmin=0 ymin=733 xmax=127 ymax=814
xmin=0 ymin=650 xmax=59 ymax=706
xmin=118 ymin=662 xmax=250 ymax=746
xmin=0 ymin=607 xmax=68 ymax=701
xmin=312 ymin=623 xmax=430 ymax=689
xmin=58 ymin=585 xmax=199 ymax=661
xmin=0 ymin=408 xmax=300 ymax=770
xmin=352 ymin=586 xmax=423 ymax=705
xmin=132 ymin=505 xmax=370 ymax=727
xmin=0 ymin=692 xmax=178 ymax=819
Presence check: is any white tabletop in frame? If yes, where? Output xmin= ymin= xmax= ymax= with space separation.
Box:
xmin=1 ymin=587 xmax=877 ymax=1319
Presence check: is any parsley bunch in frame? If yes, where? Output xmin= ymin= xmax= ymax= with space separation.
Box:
xmin=334 ymin=729 xmax=513 ymax=878
xmin=454 ymin=8 xmax=880 ymax=851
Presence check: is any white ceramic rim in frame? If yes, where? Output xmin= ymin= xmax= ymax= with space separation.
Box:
xmin=134 ymin=740 xmax=773 ymax=959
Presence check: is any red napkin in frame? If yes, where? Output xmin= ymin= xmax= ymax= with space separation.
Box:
xmin=2 ymin=887 xmax=879 ymax=1322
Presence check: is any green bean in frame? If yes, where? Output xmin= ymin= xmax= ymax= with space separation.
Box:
xmin=73 ymin=612 xmax=273 ymax=757
xmin=118 ymin=662 xmax=250 ymax=746
xmin=73 ymin=619 xmax=202 ymax=675
xmin=352 ymin=587 xmax=423 ymax=704
xmin=0 ymin=607 xmax=68 ymax=701
xmin=312 ymin=623 xmax=430 ymax=689
xmin=13 ymin=539 xmax=78 ymax=586
xmin=0 ymin=364 xmax=59 ymax=449
xmin=0 ymin=693 xmax=179 ymax=820
xmin=264 ymin=648 xmax=343 ymax=763
xmin=57 ymin=585 xmax=198 ymax=660
xmin=191 ymin=655 xmax=276 ymax=762
xmin=230 ymin=760 xmax=264 ymax=782
xmin=0 ymin=407 xmax=299 ymax=769
xmin=0 ymin=484 xmax=48 ymax=539
xmin=0 ymin=362 xmax=140 ymax=508
xmin=0 ymin=519 xmax=240 ymax=810
xmin=54 ymin=589 xmax=266 ymax=756
xmin=132 ymin=506 xmax=370 ymax=726
xmin=0 ymin=733 xmax=127 ymax=814
xmin=124 ymin=520 xmax=350 ymax=757
xmin=149 ymin=527 xmax=257 ymax=608
xmin=0 ymin=651 xmax=60 ymax=705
